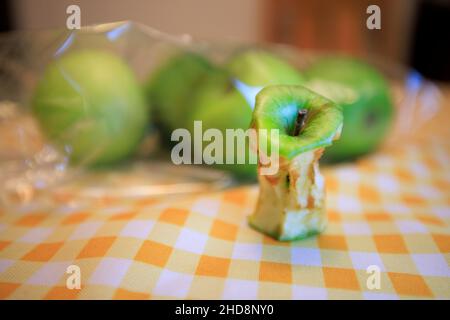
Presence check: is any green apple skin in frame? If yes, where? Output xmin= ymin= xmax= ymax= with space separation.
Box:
xmin=145 ymin=53 xmax=214 ymax=138
xmin=252 ymin=85 xmax=343 ymax=159
xmin=32 ymin=50 xmax=148 ymax=166
xmin=227 ymin=50 xmax=305 ymax=86
xmin=304 ymin=56 xmax=394 ymax=162
xmin=186 ymin=50 xmax=305 ymax=180
xmin=186 ymin=69 xmax=256 ymax=179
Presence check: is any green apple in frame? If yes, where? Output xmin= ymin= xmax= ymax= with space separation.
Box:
xmin=227 ymin=50 xmax=305 ymax=87
xmin=145 ymin=52 xmax=214 ymax=138
xmin=32 ymin=50 xmax=148 ymax=166
xmin=185 ymin=69 xmax=255 ymax=179
xmin=249 ymin=85 xmax=343 ymax=240
xmin=186 ymin=50 xmax=305 ymax=179
xmin=304 ymin=56 xmax=394 ymax=162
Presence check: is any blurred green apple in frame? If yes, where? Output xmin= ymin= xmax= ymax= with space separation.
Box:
xmin=32 ymin=50 xmax=148 ymax=166
xmin=185 ymin=69 xmax=255 ymax=179
xmin=227 ymin=50 xmax=305 ymax=87
xmin=304 ymin=56 xmax=394 ymax=162
xmin=186 ymin=50 xmax=305 ymax=179
xmin=145 ymin=52 xmax=214 ymax=138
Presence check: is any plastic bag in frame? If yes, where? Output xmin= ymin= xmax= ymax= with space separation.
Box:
xmin=0 ymin=21 xmax=442 ymax=210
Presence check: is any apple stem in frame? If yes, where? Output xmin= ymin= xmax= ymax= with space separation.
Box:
xmin=292 ymin=109 xmax=307 ymax=136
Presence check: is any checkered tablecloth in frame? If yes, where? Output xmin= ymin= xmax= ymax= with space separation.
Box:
xmin=0 ymin=107 xmax=449 ymax=300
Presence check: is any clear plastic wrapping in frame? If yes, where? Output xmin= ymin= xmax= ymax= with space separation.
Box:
xmin=0 ymin=21 xmax=443 ymax=210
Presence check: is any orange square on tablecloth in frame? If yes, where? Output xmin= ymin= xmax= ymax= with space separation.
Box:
xmin=259 ymin=261 xmax=292 ymax=283
xmin=359 ymin=185 xmax=381 ymax=202
xmin=62 ymin=212 xmax=90 ymax=225
xmin=15 ymin=213 xmax=47 ymax=227
xmin=77 ymin=237 xmax=116 ymax=259
xmin=318 ymin=235 xmax=348 ymax=251
xmin=325 ymin=176 xmax=338 ymax=193
xmin=109 ymin=211 xmax=137 ymax=221
xmin=395 ymin=168 xmax=415 ymax=183
xmin=135 ymin=240 xmax=172 ymax=267
xmin=0 ymin=282 xmax=20 ymax=299
xmin=159 ymin=208 xmax=189 ymax=226
xmin=403 ymin=194 xmax=427 ymax=206
xmin=210 ymin=219 xmax=238 ymax=241
xmin=196 ymin=255 xmax=230 ymax=277
xmin=45 ymin=286 xmax=80 ymax=300
xmin=223 ymin=190 xmax=246 ymax=206
xmin=114 ymin=288 xmax=150 ymax=300
xmin=22 ymin=242 xmax=63 ymax=261
xmin=327 ymin=210 xmax=341 ymax=222
xmin=373 ymin=235 xmax=408 ymax=254
xmin=433 ymin=178 xmax=450 ymax=191
xmin=423 ymin=156 xmax=440 ymax=170
xmin=135 ymin=198 xmax=158 ymax=207
xmin=416 ymin=215 xmax=444 ymax=226
xmin=432 ymin=234 xmax=450 ymax=253
xmin=388 ymin=272 xmax=433 ymax=297
xmin=0 ymin=241 xmax=11 ymax=251
xmin=365 ymin=212 xmax=391 ymax=221
xmin=357 ymin=160 xmax=377 ymax=172
xmin=323 ymin=267 xmax=360 ymax=291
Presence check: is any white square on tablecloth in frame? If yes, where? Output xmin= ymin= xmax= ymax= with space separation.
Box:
xmin=395 ymin=220 xmax=428 ymax=234
xmin=363 ymin=292 xmax=398 ymax=300
xmin=153 ymin=270 xmax=193 ymax=298
xmin=292 ymin=285 xmax=327 ymax=300
xmin=291 ymin=248 xmax=322 ymax=267
xmin=0 ymin=259 xmax=14 ymax=273
xmin=409 ymin=163 xmax=430 ymax=178
xmin=343 ymin=222 xmax=372 ymax=235
xmin=27 ymin=261 xmax=69 ymax=286
xmin=191 ymin=198 xmax=220 ymax=217
xmin=232 ymin=243 xmax=262 ymax=261
xmin=336 ymin=167 xmax=360 ymax=183
xmin=19 ymin=227 xmax=53 ymax=243
xmin=222 ymin=279 xmax=258 ymax=299
xmin=349 ymin=252 xmax=386 ymax=271
xmin=69 ymin=221 xmax=103 ymax=240
xmin=412 ymin=254 xmax=450 ymax=277
xmin=383 ymin=203 xmax=411 ymax=215
xmin=120 ymin=219 xmax=155 ymax=239
xmin=174 ymin=228 xmax=207 ymax=254
xmin=337 ymin=195 xmax=362 ymax=214
xmin=89 ymin=258 xmax=132 ymax=287
xmin=376 ymin=174 xmax=399 ymax=193
xmin=432 ymin=206 xmax=450 ymax=219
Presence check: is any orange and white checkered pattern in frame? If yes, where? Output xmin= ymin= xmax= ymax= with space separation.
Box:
xmin=0 ymin=111 xmax=449 ymax=300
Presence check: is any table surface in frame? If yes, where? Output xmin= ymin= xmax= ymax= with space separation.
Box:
xmin=0 ymin=90 xmax=449 ymax=300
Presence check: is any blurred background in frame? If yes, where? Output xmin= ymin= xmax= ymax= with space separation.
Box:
xmin=0 ymin=0 xmax=449 ymax=82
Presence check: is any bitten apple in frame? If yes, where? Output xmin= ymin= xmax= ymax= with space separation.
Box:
xmin=249 ymin=85 xmax=343 ymax=240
